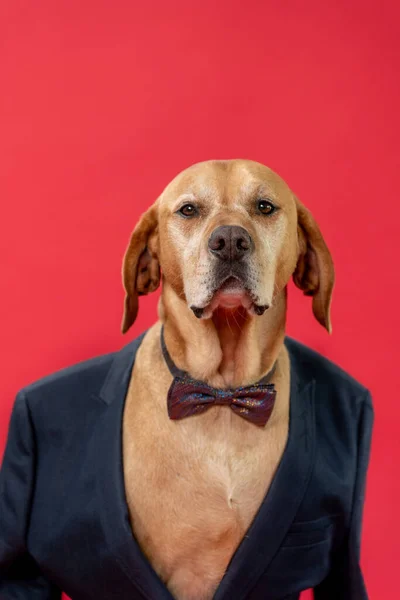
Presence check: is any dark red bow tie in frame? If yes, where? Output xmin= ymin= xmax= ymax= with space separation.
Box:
xmin=161 ymin=327 xmax=277 ymax=427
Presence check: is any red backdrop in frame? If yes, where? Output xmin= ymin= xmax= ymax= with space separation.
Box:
xmin=1 ymin=2 xmax=399 ymax=599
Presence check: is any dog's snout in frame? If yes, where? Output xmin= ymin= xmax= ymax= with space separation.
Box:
xmin=208 ymin=226 xmax=253 ymax=261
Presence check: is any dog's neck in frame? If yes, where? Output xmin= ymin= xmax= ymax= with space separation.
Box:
xmin=160 ymin=281 xmax=287 ymax=388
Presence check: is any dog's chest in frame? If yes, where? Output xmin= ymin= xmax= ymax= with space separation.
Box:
xmin=122 ymin=367 xmax=288 ymax=600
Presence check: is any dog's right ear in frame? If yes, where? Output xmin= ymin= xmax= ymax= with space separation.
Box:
xmin=121 ymin=202 xmax=160 ymax=334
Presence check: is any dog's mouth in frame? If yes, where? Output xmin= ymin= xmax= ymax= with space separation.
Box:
xmin=190 ymin=276 xmax=269 ymax=319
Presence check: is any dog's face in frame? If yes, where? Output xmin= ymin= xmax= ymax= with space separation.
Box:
xmin=121 ymin=160 xmax=334 ymax=333
xmin=157 ymin=161 xmax=299 ymax=319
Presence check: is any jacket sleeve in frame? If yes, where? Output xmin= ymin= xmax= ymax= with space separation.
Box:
xmin=0 ymin=390 xmax=61 ymax=599
xmin=314 ymin=390 xmax=374 ymax=600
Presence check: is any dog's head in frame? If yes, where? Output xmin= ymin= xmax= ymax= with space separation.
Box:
xmin=121 ymin=160 xmax=334 ymax=333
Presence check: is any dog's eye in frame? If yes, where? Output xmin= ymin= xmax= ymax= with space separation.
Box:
xmin=257 ymin=200 xmax=276 ymax=215
xmin=178 ymin=204 xmax=198 ymax=218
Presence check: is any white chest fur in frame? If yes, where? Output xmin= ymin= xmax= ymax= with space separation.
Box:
xmin=122 ymin=329 xmax=290 ymax=600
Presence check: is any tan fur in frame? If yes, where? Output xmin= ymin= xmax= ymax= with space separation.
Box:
xmin=120 ymin=160 xmax=335 ymax=600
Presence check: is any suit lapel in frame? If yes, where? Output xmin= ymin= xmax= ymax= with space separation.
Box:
xmin=213 ymin=362 xmax=316 ymax=600
xmin=94 ymin=331 xmax=175 ymax=600
xmin=93 ymin=332 xmax=316 ymax=600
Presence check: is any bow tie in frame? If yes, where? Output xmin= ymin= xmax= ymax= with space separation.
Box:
xmin=161 ymin=327 xmax=277 ymax=427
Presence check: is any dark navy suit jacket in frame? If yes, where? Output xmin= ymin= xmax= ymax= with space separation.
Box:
xmin=0 ymin=332 xmax=374 ymax=600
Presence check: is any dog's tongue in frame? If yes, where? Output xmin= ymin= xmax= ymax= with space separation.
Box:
xmin=214 ymin=277 xmax=249 ymax=309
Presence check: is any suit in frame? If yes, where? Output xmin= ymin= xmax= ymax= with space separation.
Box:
xmin=0 ymin=331 xmax=374 ymax=599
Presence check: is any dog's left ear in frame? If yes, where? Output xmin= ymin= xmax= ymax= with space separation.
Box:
xmin=292 ymin=195 xmax=335 ymax=333
xmin=121 ymin=202 xmax=160 ymax=334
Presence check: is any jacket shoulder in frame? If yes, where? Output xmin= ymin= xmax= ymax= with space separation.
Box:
xmin=20 ymin=350 xmax=116 ymax=406
xmin=13 ymin=333 xmax=146 ymax=448
xmin=285 ymin=337 xmax=372 ymax=409
xmin=16 ymin=352 xmax=118 ymax=440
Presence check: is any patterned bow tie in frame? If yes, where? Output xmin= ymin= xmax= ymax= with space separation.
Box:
xmin=161 ymin=327 xmax=277 ymax=427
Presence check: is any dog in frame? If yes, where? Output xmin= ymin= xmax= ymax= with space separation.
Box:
xmin=120 ymin=159 xmax=334 ymax=600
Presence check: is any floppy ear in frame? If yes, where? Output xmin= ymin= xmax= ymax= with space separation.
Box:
xmin=292 ymin=196 xmax=335 ymax=333
xmin=121 ymin=203 xmax=160 ymax=334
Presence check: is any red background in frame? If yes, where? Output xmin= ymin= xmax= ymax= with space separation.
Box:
xmin=1 ymin=2 xmax=399 ymax=599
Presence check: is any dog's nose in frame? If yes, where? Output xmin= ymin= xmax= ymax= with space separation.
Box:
xmin=208 ymin=226 xmax=253 ymax=261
